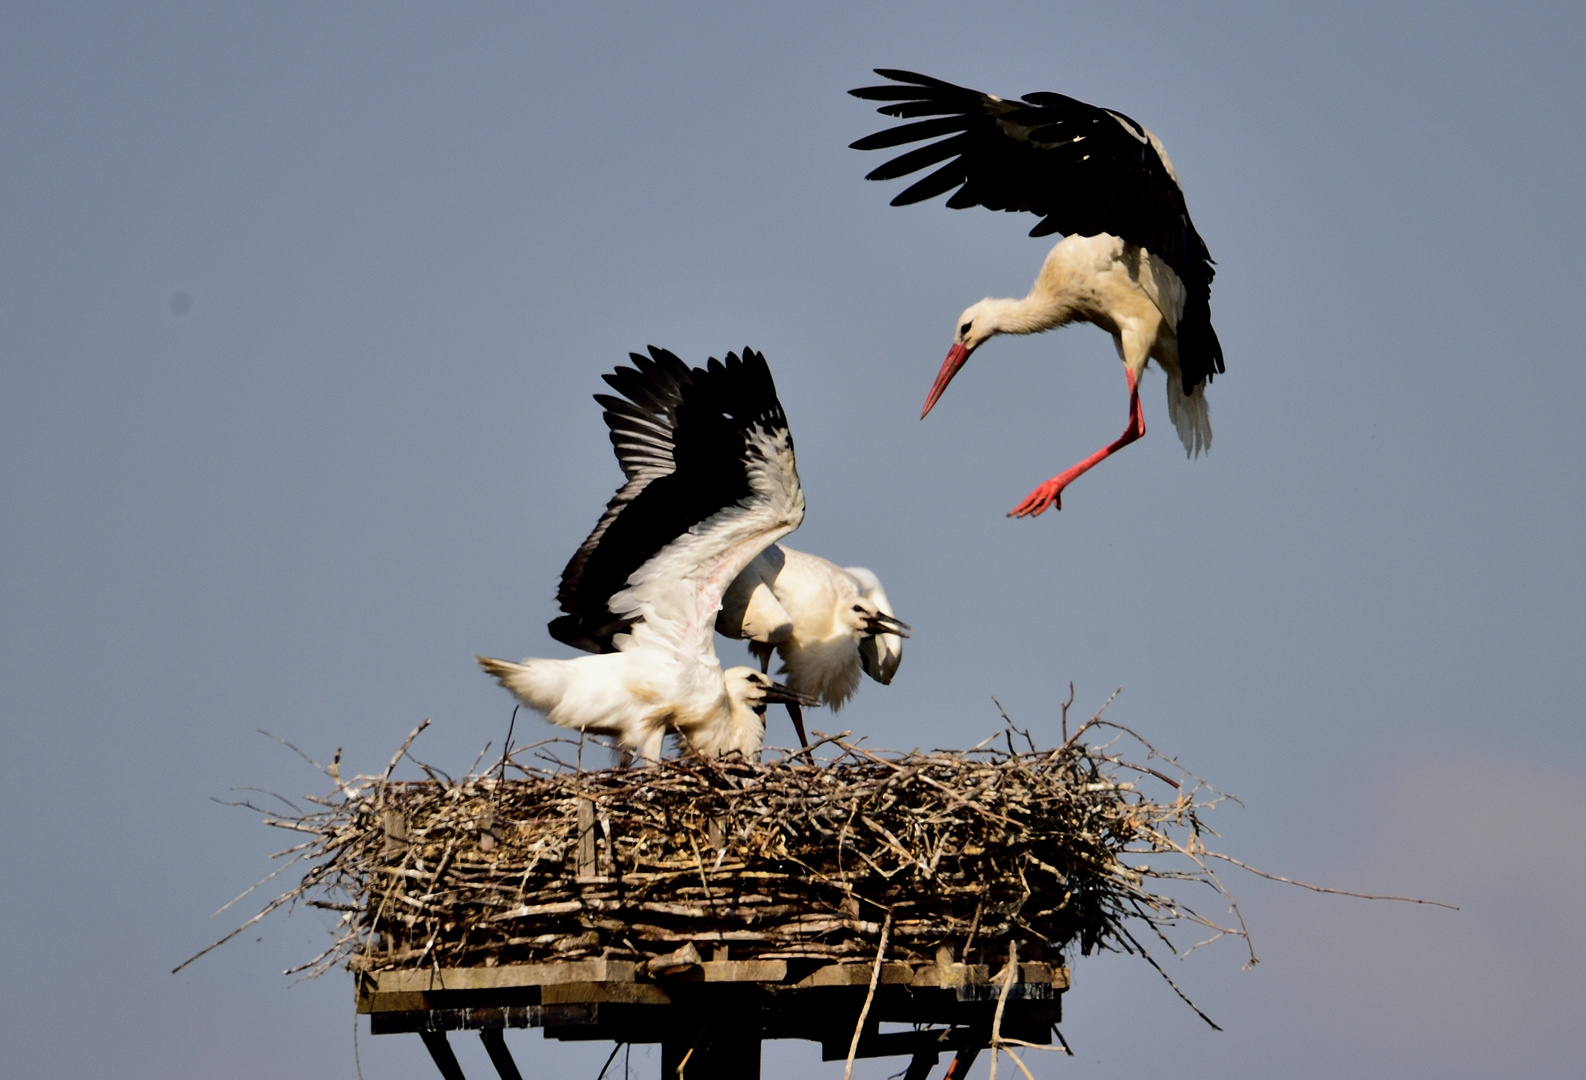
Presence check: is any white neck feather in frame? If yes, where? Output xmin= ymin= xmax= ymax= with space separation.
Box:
xmin=976 ymin=292 xmax=1079 ymax=339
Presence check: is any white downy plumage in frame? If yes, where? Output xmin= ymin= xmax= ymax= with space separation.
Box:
xmin=852 ymin=69 xmax=1225 ymax=517
xmin=479 ymin=347 xmax=816 ymax=763
xmin=717 ymin=544 xmax=908 ymax=747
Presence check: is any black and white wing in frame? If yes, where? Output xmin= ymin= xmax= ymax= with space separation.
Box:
xmin=549 ymin=348 xmax=804 ymax=658
xmin=850 ymin=69 xmax=1223 ymax=393
xmin=549 ymin=346 xmax=693 ymax=650
xmin=598 ymin=345 xmax=695 ymax=484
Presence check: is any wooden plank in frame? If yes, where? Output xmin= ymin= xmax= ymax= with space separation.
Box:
xmin=370 ymin=959 xmax=638 ymax=995
xmin=702 ymin=960 xmax=788 ymax=982
xmin=1018 ymin=962 xmax=1069 ymax=987
xmin=653 ymin=959 xmax=790 ymax=983
xmin=907 ymin=961 xmax=1068 ymax=989
xmin=363 ymin=958 xmax=1063 ymax=1002
xmin=382 ymin=810 xmax=409 ymax=856
xmin=369 ymin=1005 xmax=597 ymax=1034
xmin=541 ymin=982 xmax=672 ymax=1006
xmin=363 ymin=991 xmax=432 ymax=1014
xmin=576 ymin=798 xmax=598 ymax=880
xmin=794 ymin=961 xmax=915 ymax=988
xmin=909 ymin=964 xmax=988 ymax=989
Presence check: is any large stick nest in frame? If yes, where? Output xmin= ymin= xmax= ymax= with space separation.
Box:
xmin=201 ymin=710 xmax=1254 ymax=994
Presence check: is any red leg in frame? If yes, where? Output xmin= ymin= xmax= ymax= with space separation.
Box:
xmin=1009 ymin=369 xmax=1146 ymax=518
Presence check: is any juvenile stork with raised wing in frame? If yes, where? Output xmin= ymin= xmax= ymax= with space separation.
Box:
xmin=851 ymin=69 xmax=1224 ymax=516
xmin=717 ymin=545 xmax=909 ymax=748
xmin=479 ymin=347 xmax=816 ymax=762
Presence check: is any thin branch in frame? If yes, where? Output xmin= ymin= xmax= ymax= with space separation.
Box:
xmin=988 ymin=940 xmax=1017 ymax=1080
xmin=843 ymin=910 xmax=893 ymax=1080
xmin=593 ymin=1041 xmax=623 ymax=1080
xmin=381 ymin=720 xmax=431 ymax=782
xmin=1117 ymin=924 xmax=1222 ymax=1031
xmin=1206 ymin=852 xmax=1459 ymax=909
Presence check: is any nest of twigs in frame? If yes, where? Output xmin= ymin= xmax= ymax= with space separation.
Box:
xmin=190 ymin=702 xmax=1263 ymax=1013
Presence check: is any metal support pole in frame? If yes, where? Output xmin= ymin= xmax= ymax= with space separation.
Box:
xmin=902 ymin=1050 xmax=940 ymax=1080
xmin=479 ymin=1028 xmax=524 ymax=1080
xmin=942 ymin=1046 xmax=980 ymax=1080
xmin=419 ymin=1030 xmax=468 ymax=1080
xmin=660 ymin=1026 xmax=761 ymax=1080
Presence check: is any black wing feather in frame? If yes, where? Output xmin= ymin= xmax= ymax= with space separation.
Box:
xmin=550 ymin=347 xmax=791 ymax=653
xmin=850 ymin=69 xmax=1224 ymax=392
xmin=849 ymin=115 xmax=970 ymax=151
xmin=863 ymin=135 xmax=971 ymax=182
xmin=893 ymin=161 xmax=968 ymax=206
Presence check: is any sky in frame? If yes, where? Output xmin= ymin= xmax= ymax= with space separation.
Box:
xmin=2 ymin=2 xmax=1584 ymax=1078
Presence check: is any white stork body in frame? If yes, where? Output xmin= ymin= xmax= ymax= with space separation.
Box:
xmin=717 ymin=544 xmax=909 ymax=745
xmin=852 ymin=70 xmax=1224 ymax=516
xmin=479 ymin=647 xmax=781 ymax=763
xmin=949 ymin=232 xmax=1212 ymax=499
xmin=480 ymin=347 xmax=816 ymax=762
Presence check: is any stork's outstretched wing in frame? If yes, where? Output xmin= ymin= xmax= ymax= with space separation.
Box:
xmin=550 ymin=348 xmax=804 ymax=657
xmin=550 ymin=346 xmax=691 ymax=650
xmin=850 ymin=69 xmax=1223 ymax=393
xmin=597 ymin=345 xmax=694 ymax=484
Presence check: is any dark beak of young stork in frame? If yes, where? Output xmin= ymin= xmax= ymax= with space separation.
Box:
xmin=921 ymin=342 xmax=973 ymax=419
xmin=756 ymin=681 xmax=822 ymax=752
xmin=862 ymin=611 xmax=912 ymax=638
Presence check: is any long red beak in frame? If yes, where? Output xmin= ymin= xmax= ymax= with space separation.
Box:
xmin=921 ymin=342 xmax=971 ymax=419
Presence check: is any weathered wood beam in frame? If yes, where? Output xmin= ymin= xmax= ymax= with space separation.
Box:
xmin=575 ymin=798 xmax=597 ymax=880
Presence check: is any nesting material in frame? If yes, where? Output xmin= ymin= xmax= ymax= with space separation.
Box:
xmin=224 ymin=716 xmax=1249 ymax=984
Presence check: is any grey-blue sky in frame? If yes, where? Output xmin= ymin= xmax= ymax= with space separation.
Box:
xmin=2 ymin=2 xmax=1582 ymax=1077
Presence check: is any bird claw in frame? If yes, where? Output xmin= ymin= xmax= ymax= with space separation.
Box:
xmin=1008 ymin=480 xmax=1064 ymax=518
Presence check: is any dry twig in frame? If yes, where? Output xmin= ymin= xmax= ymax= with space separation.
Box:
xmin=843 ymin=911 xmax=893 ymax=1080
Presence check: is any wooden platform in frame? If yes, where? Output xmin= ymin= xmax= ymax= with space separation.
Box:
xmin=358 ymin=954 xmax=1068 ymax=1079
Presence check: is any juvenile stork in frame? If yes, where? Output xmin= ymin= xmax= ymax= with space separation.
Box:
xmin=717 ymin=544 xmax=910 ymax=747
xmin=851 ymin=69 xmax=1224 ymax=516
xmin=479 ymin=347 xmax=816 ymax=762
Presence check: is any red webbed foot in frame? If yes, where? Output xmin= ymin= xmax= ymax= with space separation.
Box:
xmin=1009 ymin=478 xmax=1066 ymax=518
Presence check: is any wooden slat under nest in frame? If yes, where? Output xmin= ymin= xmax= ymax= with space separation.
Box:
xmin=213 ymin=716 xmax=1252 ymax=986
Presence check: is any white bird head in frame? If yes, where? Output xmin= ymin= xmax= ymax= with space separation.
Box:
xmin=839 ymin=597 xmax=910 ymax=646
xmin=922 ymin=298 xmax=1004 ymax=418
xmin=699 ymin=667 xmax=820 ymax=760
xmin=844 ymin=566 xmax=907 ymax=685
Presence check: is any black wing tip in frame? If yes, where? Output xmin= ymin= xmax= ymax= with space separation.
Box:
xmin=709 ymin=345 xmax=769 ymax=375
xmin=600 ymin=344 xmax=693 ymax=396
xmin=694 ymin=347 xmax=786 ymax=433
xmin=873 ymin=68 xmax=941 ymax=85
xmin=728 ymin=346 xmax=778 ymax=394
xmin=850 ymin=68 xmax=967 ymax=100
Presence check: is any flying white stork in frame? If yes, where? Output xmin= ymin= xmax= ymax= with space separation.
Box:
xmin=716 ymin=544 xmax=910 ymax=747
xmin=478 ymin=347 xmax=817 ymax=762
xmin=851 ymin=69 xmax=1224 ymax=516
